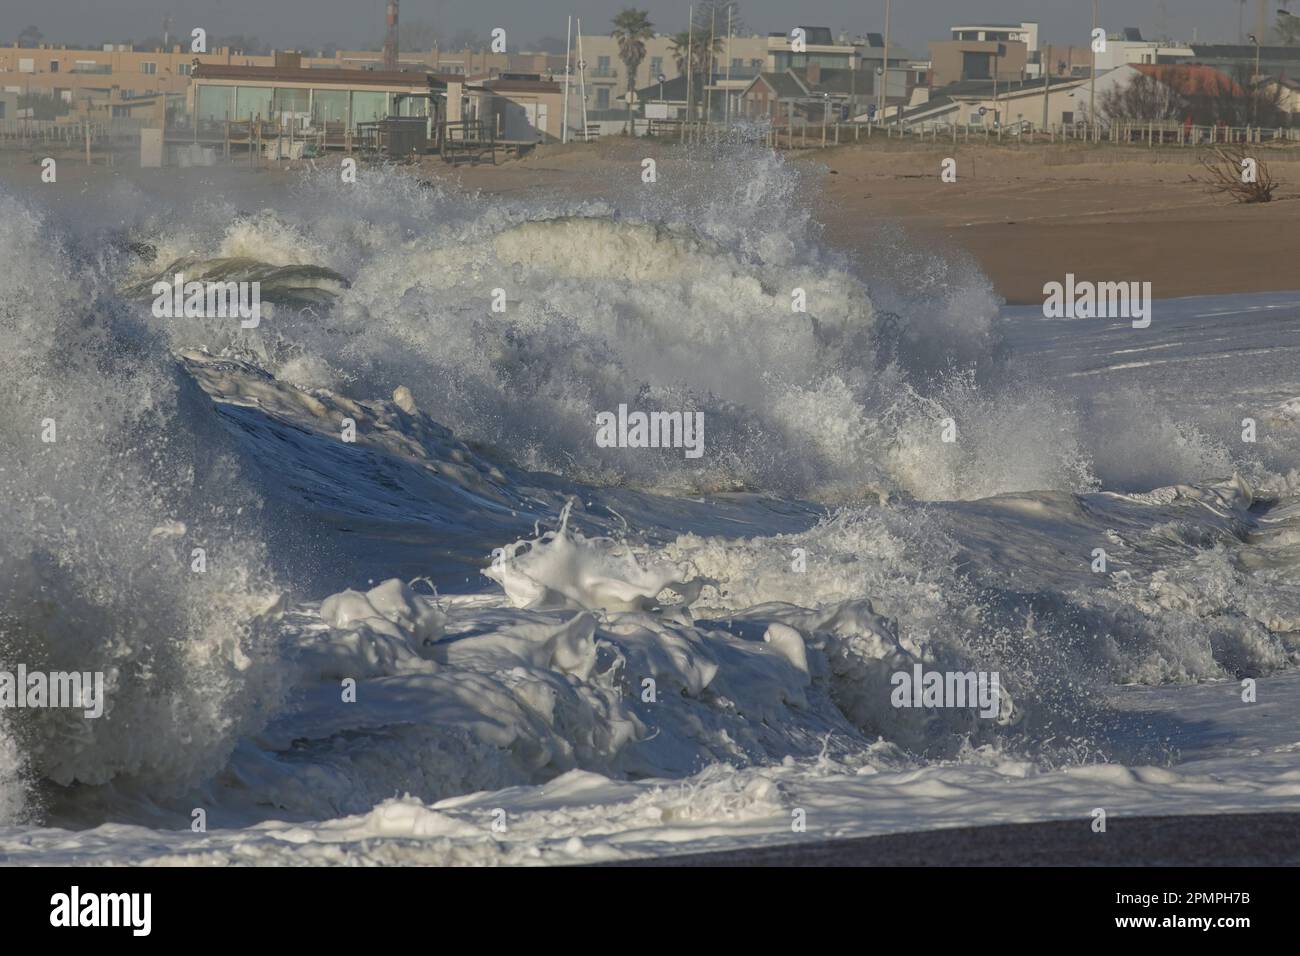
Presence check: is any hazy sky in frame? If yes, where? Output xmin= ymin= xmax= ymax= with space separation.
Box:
xmin=0 ymin=1 xmax=1267 ymax=53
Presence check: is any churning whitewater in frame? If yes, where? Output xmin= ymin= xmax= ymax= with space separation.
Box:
xmin=1 ymin=145 xmax=1298 ymax=863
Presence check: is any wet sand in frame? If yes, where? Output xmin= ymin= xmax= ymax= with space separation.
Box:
xmin=594 ymin=811 xmax=1300 ymax=866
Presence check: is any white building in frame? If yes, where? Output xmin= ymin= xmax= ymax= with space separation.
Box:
xmin=949 ymin=21 xmax=1039 ymax=53
xmin=1094 ymin=38 xmax=1194 ymax=71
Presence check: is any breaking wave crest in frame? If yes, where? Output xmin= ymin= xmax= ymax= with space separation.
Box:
xmin=1 ymin=144 xmax=1297 ymax=833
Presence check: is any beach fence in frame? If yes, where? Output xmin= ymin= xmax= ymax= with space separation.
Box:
xmin=0 ymin=119 xmax=134 ymax=148
xmin=672 ymin=119 xmax=1300 ymax=151
xmin=0 ymin=118 xmax=147 ymax=166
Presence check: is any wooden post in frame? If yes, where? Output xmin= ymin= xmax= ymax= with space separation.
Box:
xmin=84 ymin=120 xmax=91 ymax=165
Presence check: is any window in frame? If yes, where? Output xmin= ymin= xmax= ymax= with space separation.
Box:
xmin=273 ymin=87 xmax=310 ymax=116
xmin=18 ymin=58 xmax=34 ymax=73
xmin=312 ymin=89 xmax=348 ymax=125
xmin=178 ymin=63 xmax=192 ymax=75
xmin=193 ymin=85 xmax=232 ymax=122
xmin=141 ymin=62 xmax=157 ymax=74
xmin=350 ymin=90 xmax=388 ymax=124
xmin=962 ymin=51 xmax=992 ymax=80
xmin=235 ymin=84 xmax=273 ymax=119
xmin=1061 ymin=111 xmax=1074 ymax=124
xmin=595 ymin=55 xmax=612 ymax=77
xmin=597 ymin=87 xmax=610 ymax=109
xmin=49 ymin=61 xmax=59 ymax=72
xmin=650 ymin=56 xmax=662 ymax=77
xmin=772 ymin=51 xmax=852 ymax=71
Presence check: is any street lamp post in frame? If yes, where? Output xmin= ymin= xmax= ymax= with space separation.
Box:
xmin=1248 ymin=32 xmax=1261 ymax=126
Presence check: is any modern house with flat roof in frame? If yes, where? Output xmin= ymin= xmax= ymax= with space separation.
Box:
xmin=191 ymin=61 xmax=444 ymax=132
xmin=1092 ymin=30 xmax=1194 ymax=72
xmin=949 ymin=22 xmax=1039 ymax=52
xmin=929 ymin=36 xmax=1029 ymax=89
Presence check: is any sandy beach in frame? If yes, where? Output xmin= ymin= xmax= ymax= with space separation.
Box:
xmin=6 ymin=138 xmax=1298 ymax=305
xmin=425 ymin=138 xmax=1300 ymax=304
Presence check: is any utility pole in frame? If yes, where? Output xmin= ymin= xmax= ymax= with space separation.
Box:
xmin=562 ymin=16 xmax=571 ymax=143
xmin=993 ymin=50 xmax=999 ymax=126
xmin=705 ymin=9 xmax=716 ymax=122
xmin=878 ymin=0 xmax=891 ymax=123
xmin=1042 ymin=44 xmax=1051 ymax=128
xmin=686 ymin=5 xmax=694 ymax=121
xmin=850 ymin=35 xmax=856 ymax=117
xmin=1090 ymin=0 xmax=1098 ymax=139
xmin=725 ymin=4 xmax=733 ymax=123
xmin=577 ymin=21 xmax=588 ymax=138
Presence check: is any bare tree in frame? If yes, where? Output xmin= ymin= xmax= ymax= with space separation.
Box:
xmin=1185 ymin=65 xmax=1286 ymax=126
xmin=1099 ymin=72 xmax=1185 ymax=123
xmin=1194 ymin=145 xmax=1278 ymax=202
xmin=694 ymin=1 xmax=746 ymax=38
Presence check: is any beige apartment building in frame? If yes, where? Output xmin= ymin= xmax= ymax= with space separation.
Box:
xmin=3 ymin=27 xmax=893 ymax=127
xmin=574 ymin=33 xmax=767 ymax=112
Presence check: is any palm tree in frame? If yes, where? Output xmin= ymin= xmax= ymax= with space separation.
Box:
xmin=669 ymin=31 xmax=691 ymax=76
xmin=612 ymin=9 xmax=654 ymax=131
xmin=669 ymin=28 xmax=723 ymax=118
